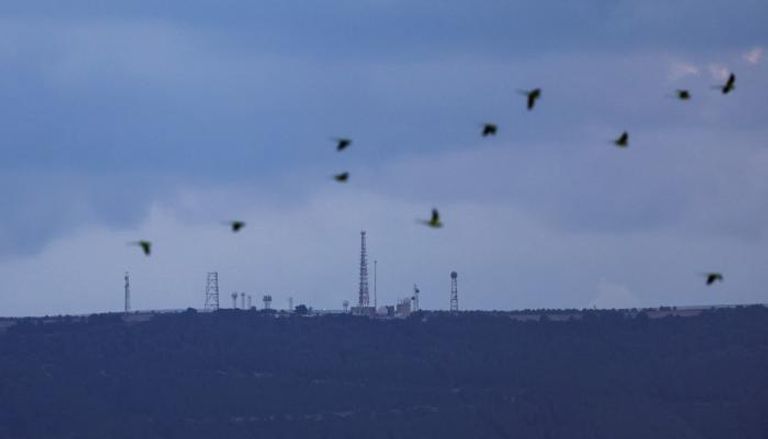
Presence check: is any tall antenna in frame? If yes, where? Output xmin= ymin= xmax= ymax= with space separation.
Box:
xmin=358 ymin=231 xmax=370 ymax=307
xmin=412 ymin=284 xmax=420 ymax=312
xmin=124 ymin=272 xmax=131 ymax=313
xmin=450 ymin=271 xmax=459 ymax=312
xmin=374 ymin=259 xmax=378 ymax=309
xmin=231 ymin=292 xmax=238 ymax=309
xmin=204 ymin=272 xmax=220 ymax=311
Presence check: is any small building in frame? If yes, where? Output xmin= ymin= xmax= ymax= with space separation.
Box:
xmin=396 ymin=298 xmax=412 ymax=317
xmin=350 ymin=306 xmax=376 ymax=316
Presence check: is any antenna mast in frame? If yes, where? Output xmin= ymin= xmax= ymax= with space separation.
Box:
xmin=450 ymin=271 xmax=458 ymax=312
xmin=124 ymin=272 xmax=131 ymax=313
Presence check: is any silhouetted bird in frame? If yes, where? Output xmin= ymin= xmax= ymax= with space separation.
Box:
xmin=334 ymin=172 xmax=349 ymax=182
xmin=228 ymin=221 xmax=245 ymax=232
xmin=676 ymin=89 xmax=691 ymax=100
xmin=704 ymin=272 xmax=724 ymax=285
xmin=614 ymin=131 xmax=629 ymax=148
xmin=334 ymin=138 xmax=352 ymax=151
xmin=420 ymin=209 xmax=443 ymax=228
xmin=520 ymin=88 xmax=541 ymax=110
xmin=718 ymin=73 xmax=736 ymax=94
xmin=481 ymin=123 xmax=498 ymax=137
xmin=130 ymin=240 xmax=152 ymax=256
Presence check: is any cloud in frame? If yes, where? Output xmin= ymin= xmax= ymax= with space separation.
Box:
xmin=2 ymin=143 xmax=767 ymax=317
xmin=743 ymin=47 xmax=764 ymax=65
xmin=589 ymin=279 xmax=640 ymax=309
xmin=708 ymin=63 xmax=731 ymax=81
xmin=669 ymin=61 xmax=700 ymax=80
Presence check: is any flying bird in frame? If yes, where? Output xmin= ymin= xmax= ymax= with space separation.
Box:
xmin=704 ymin=272 xmax=723 ymax=286
xmin=718 ymin=73 xmax=736 ymax=94
xmin=481 ymin=123 xmax=498 ymax=137
xmin=419 ymin=208 xmax=443 ymax=228
xmin=519 ymin=88 xmax=541 ymax=110
xmin=675 ymin=89 xmax=691 ymax=100
xmin=613 ymin=131 xmax=629 ymax=148
xmin=334 ymin=138 xmax=352 ymax=151
xmin=227 ymin=221 xmax=246 ymax=233
xmin=130 ymin=240 xmax=152 ymax=256
xmin=333 ymin=172 xmax=349 ymax=182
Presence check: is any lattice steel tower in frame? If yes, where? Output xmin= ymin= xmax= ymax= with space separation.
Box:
xmin=204 ymin=272 xmax=220 ymax=311
xmin=450 ymin=271 xmax=459 ymax=312
xmin=358 ymin=231 xmax=370 ymax=307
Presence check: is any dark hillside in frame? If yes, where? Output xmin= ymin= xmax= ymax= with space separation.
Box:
xmin=1 ymin=307 xmax=767 ymax=438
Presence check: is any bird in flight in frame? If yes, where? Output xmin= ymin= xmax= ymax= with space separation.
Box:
xmin=334 ymin=138 xmax=352 ymax=152
xmin=520 ymin=88 xmax=541 ymax=110
xmin=226 ymin=221 xmax=246 ymax=233
xmin=130 ymin=240 xmax=152 ymax=256
xmin=613 ymin=131 xmax=629 ymax=148
xmin=675 ymin=89 xmax=691 ymax=100
xmin=717 ymin=73 xmax=736 ymax=94
xmin=419 ymin=208 xmax=443 ymax=228
xmin=481 ymin=123 xmax=498 ymax=137
xmin=704 ymin=272 xmax=724 ymax=286
xmin=333 ymin=172 xmax=349 ymax=182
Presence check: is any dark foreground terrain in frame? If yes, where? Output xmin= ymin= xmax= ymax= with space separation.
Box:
xmin=1 ymin=306 xmax=767 ymax=438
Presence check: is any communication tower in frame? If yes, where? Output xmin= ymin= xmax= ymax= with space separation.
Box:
xmin=358 ymin=231 xmax=370 ymax=307
xmin=204 ymin=272 xmax=220 ymax=311
xmin=450 ymin=271 xmax=459 ymax=312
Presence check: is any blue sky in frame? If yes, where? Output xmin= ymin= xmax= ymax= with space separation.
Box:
xmin=0 ymin=1 xmax=766 ymax=316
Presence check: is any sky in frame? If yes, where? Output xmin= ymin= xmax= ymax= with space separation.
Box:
xmin=0 ymin=0 xmax=766 ymax=316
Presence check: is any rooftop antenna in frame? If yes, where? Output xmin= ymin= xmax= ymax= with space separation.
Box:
xmin=231 ymin=292 xmax=238 ymax=309
xmin=358 ymin=231 xmax=370 ymax=308
xmin=450 ymin=271 xmax=459 ymax=312
xmin=204 ymin=272 xmax=220 ymax=311
xmin=412 ymin=284 xmax=420 ymax=312
xmin=124 ymin=272 xmax=131 ymax=313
